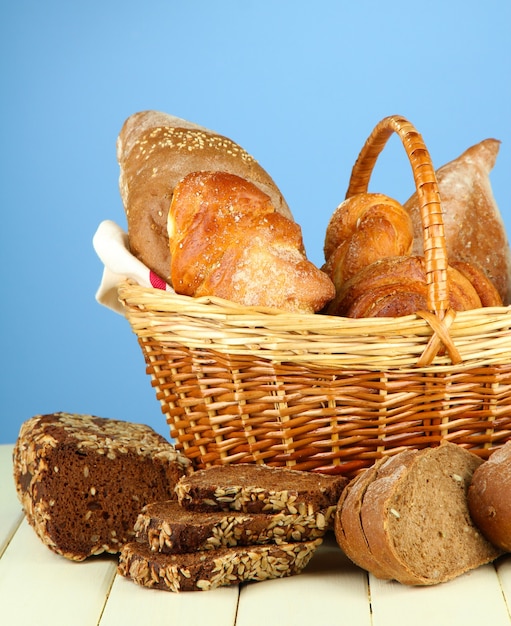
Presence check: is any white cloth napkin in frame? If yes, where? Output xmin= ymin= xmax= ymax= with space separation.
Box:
xmin=93 ymin=220 xmax=173 ymax=315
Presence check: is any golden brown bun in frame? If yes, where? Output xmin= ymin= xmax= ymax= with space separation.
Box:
xmin=167 ymin=171 xmax=335 ymax=313
xmin=117 ymin=110 xmax=292 ymax=284
xmin=468 ymin=441 xmax=511 ymax=552
xmin=323 ymin=193 xmax=414 ymax=290
xmin=404 ymin=139 xmax=511 ymax=305
xmin=325 ymin=255 xmax=482 ymax=318
xmin=450 ymin=260 xmax=502 ymax=307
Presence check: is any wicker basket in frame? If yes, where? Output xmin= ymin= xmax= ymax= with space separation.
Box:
xmin=119 ymin=115 xmax=511 ymax=477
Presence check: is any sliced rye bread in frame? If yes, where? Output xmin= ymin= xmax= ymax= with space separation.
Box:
xmin=12 ymin=413 xmax=191 ymax=561
xmin=334 ymin=442 xmax=502 ymax=585
xmin=118 ymin=538 xmax=322 ymax=591
xmin=175 ymin=464 xmax=347 ymax=525
xmin=134 ymin=500 xmax=329 ymax=553
xmin=334 ymin=456 xmax=391 ymax=580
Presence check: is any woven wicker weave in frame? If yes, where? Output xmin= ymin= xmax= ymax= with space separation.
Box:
xmin=119 ymin=115 xmax=511 ymax=476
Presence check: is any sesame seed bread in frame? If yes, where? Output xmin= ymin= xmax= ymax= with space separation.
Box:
xmin=12 ymin=413 xmax=191 ymax=561
xmin=117 ymin=110 xmax=292 ymax=285
xmin=118 ymin=537 xmax=322 ymax=592
xmin=334 ymin=443 xmax=501 ymax=585
xmin=468 ymin=440 xmax=511 ymax=551
xmin=175 ymin=464 xmax=347 ymax=523
xmin=134 ymin=500 xmax=329 ymax=553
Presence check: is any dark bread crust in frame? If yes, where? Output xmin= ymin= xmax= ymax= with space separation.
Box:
xmin=175 ymin=464 xmax=347 ymax=519
xmin=334 ymin=457 xmax=391 ymax=579
xmin=117 ymin=110 xmax=292 ymax=284
xmin=118 ymin=537 xmax=322 ymax=591
xmin=468 ymin=440 xmax=511 ymax=551
xmin=335 ymin=443 xmax=501 ymax=585
xmin=13 ymin=413 xmax=190 ymax=561
xmin=135 ymin=500 xmax=329 ymax=553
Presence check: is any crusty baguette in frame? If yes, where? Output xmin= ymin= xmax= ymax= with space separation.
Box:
xmin=468 ymin=440 xmax=511 ymax=551
xmin=404 ymin=139 xmax=511 ymax=305
xmin=167 ymin=170 xmax=335 ymax=312
xmin=335 ymin=443 xmax=501 ymax=585
xmin=117 ymin=110 xmax=292 ymax=284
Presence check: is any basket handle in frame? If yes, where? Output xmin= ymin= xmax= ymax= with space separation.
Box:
xmin=345 ymin=115 xmax=449 ymax=320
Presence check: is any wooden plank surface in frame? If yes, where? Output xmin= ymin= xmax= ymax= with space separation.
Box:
xmin=1 ymin=443 xmax=511 ymax=626
xmin=0 ymin=443 xmax=23 ymax=557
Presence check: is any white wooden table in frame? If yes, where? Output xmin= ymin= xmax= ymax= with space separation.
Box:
xmin=1 ymin=443 xmax=511 ymax=626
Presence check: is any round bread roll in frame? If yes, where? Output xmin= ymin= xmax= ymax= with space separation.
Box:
xmin=468 ymin=441 xmax=511 ymax=551
xmin=323 ymin=192 xmax=414 ymax=289
xmin=117 ymin=110 xmax=292 ymax=284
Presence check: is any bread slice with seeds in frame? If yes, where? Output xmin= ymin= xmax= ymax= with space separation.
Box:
xmin=135 ymin=500 xmax=329 ymax=553
xmin=13 ymin=412 xmax=191 ymax=561
xmin=335 ymin=442 xmax=502 ymax=585
xmin=118 ymin=537 xmax=322 ymax=591
xmin=175 ymin=464 xmax=347 ymax=525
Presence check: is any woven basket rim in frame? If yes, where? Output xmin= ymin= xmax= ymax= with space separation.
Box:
xmin=119 ymin=281 xmax=511 ymax=373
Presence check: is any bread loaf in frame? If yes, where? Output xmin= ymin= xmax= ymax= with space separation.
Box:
xmin=404 ymin=139 xmax=511 ymax=305
xmin=468 ymin=440 xmax=511 ymax=551
xmin=118 ymin=537 xmax=322 ymax=592
xmin=334 ymin=443 xmax=501 ymax=585
xmin=167 ymin=170 xmax=335 ymax=312
xmin=323 ymin=192 xmax=414 ymax=291
xmin=175 ymin=464 xmax=347 ymax=523
xmin=117 ymin=110 xmax=292 ymax=284
xmin=13 ymin=413 xmax=190 ymax=561
xmin=134 ymin=500 xmax=329 ymax=553
xmin=326 ymin=255 xmax=486 ymax=318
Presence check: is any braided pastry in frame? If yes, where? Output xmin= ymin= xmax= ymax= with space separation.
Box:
xmin=323 ymin=193 xmax=414 ymax=291
xmin=168 ymin=171 xmax=335 ymax=313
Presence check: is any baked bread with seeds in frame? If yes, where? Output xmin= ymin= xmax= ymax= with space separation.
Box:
xmin=134 ymin=500 xmax=329 ymax=553
xmin=175 ymin=464 xmax=347 ymax=523
xmin=12 ymin=412 xmax=191 ymax=561
xmin=117 ymin=110 xmax=293 ymax=285
xmin=334 ymin=442 xmax=502 ymax=585
xmin=118 ymin=537 xmax=322 ymax=592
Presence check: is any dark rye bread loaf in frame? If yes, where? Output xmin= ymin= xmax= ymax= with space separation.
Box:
xmin=468 ymin=440 xmax=511 ymax=551
xmin=175 ymin=464 xmax=348 ymax=524
xmin=118 ymin=537 xmax=322 ymax=592
xmin=335 ymin=443 xmax=501 ymax=585
xmin=12 ymin=413 xmax=191 ymax=561
xmin=134 ymin=500 xmax=329 ymax=553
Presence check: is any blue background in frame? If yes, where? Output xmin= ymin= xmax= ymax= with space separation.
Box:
xmin=1 ymin=0 xmax=510 ymax=444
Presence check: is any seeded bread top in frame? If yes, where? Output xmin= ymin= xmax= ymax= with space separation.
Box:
xmin=14 ymin=413 xmax=190 ymax=470
xmin=135 ymin=500 xmax=330 ymax=553
xmin=175 ymin=463 xmax=348 ymax=514
xmin=118 ymin=537 xmax=322 ymax=592
xmin=13 ymin=413 xmax=191 ymax=560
